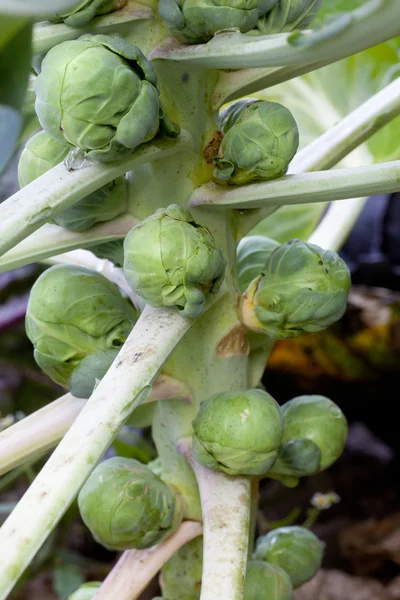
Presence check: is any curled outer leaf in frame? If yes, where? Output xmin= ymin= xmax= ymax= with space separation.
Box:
xmin=78 ymin=457 xmax=183 ymax=550
xmin=68 ymin=582 xmax=102 ymax=600
xmin=25 ymin=264 xmax=138 ymax=398
xmin=123 ymin=204 xmax=226 ymax=318
xmin=244 ymin=560 xmax=292 ymax=600
xmin=236 ymin=235 xmax=280 ymax=293
xmin=278 ymin=395 xmax=348 ymax=472
xmin=18 ymin=131 xmax=128 ymax=231
xmin=35 ymin=34 xmax=178 ymax=163
xmin=214 ymin=100 xmax=299 ymax=185
xmin=241 ymin=239 xmax=351 ymax=339
xmin=192 ymin=389 xmax=283 ymax=476
xmin=254 ymin=526 xmax=324 ymax=588
xmin=255 ymin=0 xmax=323 ymax=34
xmin=49 ymin=0 xmax=128 ymax=27
xmin=158 ymin=0 xmax=261 ymax=44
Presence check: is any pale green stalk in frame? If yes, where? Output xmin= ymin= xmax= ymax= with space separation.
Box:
xmin=0 ymin=306 xmax=193 ymax=599
xmin=93 ymin=520 xmax=203 ymax=600
xmin=0 ymin=0 xmax=83 ymax=16
xmin=0 ymin=215 xmax=135 ymax=274
xmin=33 ymin=2 xmax=154 ymax=55
xmin=190 ymin=161 xmax=400 ymax=209
xmin=151 ymin=1 xmax=400 ymax=70
xmin=179 ymin=440 xmax=250 ymax=600
xmin=0 ymin=135 xmax=189 ymax=257
xmin=0 ymin=375 xmax=191 ymax=478
xmin=308 ymin=198 xmax=367 ymax=252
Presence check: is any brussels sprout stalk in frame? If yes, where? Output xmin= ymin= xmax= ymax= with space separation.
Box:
xmin=0 ymin=375 xmax=192 ymax=477
xmin=94 ymin=520 xmax=202 ymax=600
xmin=179 ymin=439 xmax=251 ymax=600
xmin=0 ymin=306 xmax=193 ymax=598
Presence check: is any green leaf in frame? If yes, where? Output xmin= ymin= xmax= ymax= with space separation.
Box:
xmin=0 ymin=17 xmax=32 ymax=173
xmin=250 ymin=204 xmax=325 ymax=242
xmin=53 ymin=565 xmax=85 ymax=600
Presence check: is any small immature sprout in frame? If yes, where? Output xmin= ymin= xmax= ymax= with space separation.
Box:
xmin=241 ymin=239 xmax=351 ymax=339
xmin=256 ymin=0 xmax=323 ymax=34
xmin=78 ymin=457 xmax=183 ymax=551
xmin=160 ymin=536 xmax=203 ymax=600
xmin=25 ymin=265 xmax=138 ymax=398
xmin=35 ymin=34 xmax=178 ymax=163
xmin=236 ymin=235 xmax=280 ymax=293
xmin=68 ymin=582 xmax=101 ymax=600
xmin=192 ymin=389 xmax=283 ymax=476
xmin=49 ymin=0 xmax=128 ymax=27
xmin=279 ymin=395 xmax=348 ymax=472
xmin=244 ymin=560 xmax=292 ymax=600
xmin=123 ymin=204 xmax=226 ymax=318
xmin=214 ymin=100 xmax=299 ymax=185
xmin=254 ymin=526 xmax=324 ymax=588
xmin=18 ymin=131 xmax=128 ymax=231
xmin=158 ymin=0 xmax=261 ymax=44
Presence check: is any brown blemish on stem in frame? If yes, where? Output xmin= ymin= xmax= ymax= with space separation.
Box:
xmin=203 ymin=131 xmax=224 ymax=165
xmin=216 ymin=325 xmax=250 ymax=358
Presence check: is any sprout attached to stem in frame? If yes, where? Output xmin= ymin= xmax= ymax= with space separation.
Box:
xmin=241 ymin=239 xmax=351 ymax=339
xmin=25 ymin=264 xmax=138 ymax=398
xmin=244 ymin=560 xmax=292 ymax=600
xmin=254 ymin=526 xmax=324 ymax=588
xmin=49 ymin=0 xmax=128 ymax=27
xmin=123 ymin=204 xmax=226 ymax=318
xmin=160 ymin=536 xmax=203 ymax=600
xmin=78 ymin=457 xmax=183 ymax=550
xmin=192 ymin=389 xmax=283 ymax=476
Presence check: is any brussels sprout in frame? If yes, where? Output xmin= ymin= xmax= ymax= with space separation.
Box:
xmin=68 ymin=582 xmax=101 ymax=600
xmin=18 ymin=131 xmax=128 ymax=231
xmin=219 ymin=98 xmax=259 ymax=133
xmin=89 ymin=239 xmax=125 ymax=267
xmin=254 ymin=526 xmax=324 ymax=588
xmin=192 ymin=389 xmax=283 ymax=476
xmin=214 ymin=100 xmax=299 ymax=185
xmin=277 ymin=395 xmax=348 ymax=472
xmin=241 ymin=239 xmax=351 ymax=339
xmin=160 ymin=536 xmax=203 ymax=600
xmin=25 ymin=265 xmax=138 ymax=398
xmin=244 ymin=560 xmax=292 ymax=600
xmin=78 ymin=457 xmax=182 ymax=550
xmin=236 ymin=235 xmax=280 ymax=293
xmin=256 ymin=0 xmax=322 ymax=34
xmin=35 ymin=34 xmax=178 ymax=163
xmin=123 ymin=205 xmax=226 ymax=318
xmin=50 ymin=0 xmax=127 ymax=27
xmin=268 ymin=438 xmax=321 ymax=485
xmin=158 ymin=0 xmax=261 ymax=44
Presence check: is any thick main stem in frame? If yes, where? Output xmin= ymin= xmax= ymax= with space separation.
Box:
xmin=180 ymin=442 xmax=251 ymax=600
xmin=0 ymin=306 xmax=192 ymax=599
xmin=93 ymin=521 xmax=203 ymax=600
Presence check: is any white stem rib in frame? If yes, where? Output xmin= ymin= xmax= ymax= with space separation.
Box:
xmin=0 ymin=306 xmax=192 ymax=599
xmin=93 ymin=521 xmax=203 ymax=600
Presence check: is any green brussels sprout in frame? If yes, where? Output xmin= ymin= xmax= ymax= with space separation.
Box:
xmin=25 ymin=264 xmax=138 ymax=398
xmin=256 ymin=0 xmax=323 ymax=34
xmin=192 ymin=389 xmax=283 ymax=476
xmin=123 ymin=205 xmax=226 ymax=318
xmin=78 ymin=457 xmax=182 ymax=550
xmin=89 ymin=239 xmax=125 ymax=267
xmin=50 ymin=0 xmax=127 ymax=27
xmin=158 ymin=0 xmax=261 ymax=44
xmin=254 ymin=526 xmax=324 ymax=588
xmin=241 ymin=239 xmax=351 ymax=339
xmin=244 ymin=560 xmax=292 ymax=600
xmin=214 ymin=100 xmax=299 ymax=185
xmin=68 ymin=582 xmax=101 ymax=600
xmin=276 ymin=395 xmax=348 ymax=472
xmin=35 ymin=34 xmax=178 ymax=163
xmin=236 ymin=235 xmax=280 ymax=293
xmin=160 ymin=536 xmax=203 ymax=600
xmin=18 ymin=131 xmax=128 ymax=231
xmin=267 ymin=438 xmax=321 ymax=485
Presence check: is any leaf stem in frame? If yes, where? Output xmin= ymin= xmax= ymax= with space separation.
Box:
xmin=0 ymin=306 xmax=193 ymax=599
xmin=189 ymin=161 xmax=400 ymax=209
xmin=93 ymin=520 xmax=203 ymax=600
xmin=179 ymin=440 xmax=251 ymax=600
